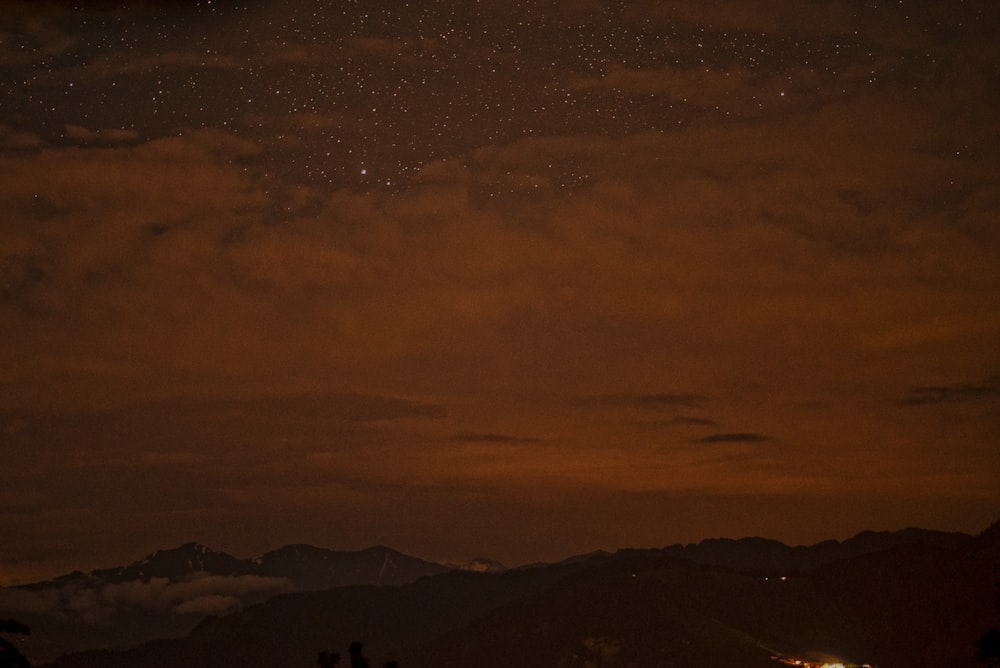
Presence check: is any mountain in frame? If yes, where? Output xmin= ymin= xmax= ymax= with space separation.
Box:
xmin=41 ymin=564 xmax=587 ymax=668
xmin=445 ymin=557 xmax=508 ymax=574
xmin=31 ymin=522 xmax=999 ymax=668
xmin=0 ymin=543 xmax=448 ymax=664
xmin=19 ymin=542 xmax=449 ymax=593
xmin=89 ymin=543 xmax=253 ymax=583
xmin=964 ymin=519 xmax=1000 ymax=558
xmin=524 ymin=528 xmax=970 ymax=576
xmin=406 ymin=539 xmax=996 ymax=668
xmin=253 ymin=544 xmax=450 ymax=589
xmin=651 ymin=526 xmax=971 ymax=574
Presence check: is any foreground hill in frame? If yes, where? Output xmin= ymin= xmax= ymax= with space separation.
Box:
xmin=39 ymin=524 xmax=999 ymax=668
xmin=390 ymin=540 xmax=997 ymax=668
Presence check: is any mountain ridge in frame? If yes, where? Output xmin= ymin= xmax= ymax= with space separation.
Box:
xmin=3 ymin=524 xmax=992 ymax=666
xmin=35 ymin=522 xmax=998 ymax=668
xmin=0 ymin=543 xmax=450 ymax=664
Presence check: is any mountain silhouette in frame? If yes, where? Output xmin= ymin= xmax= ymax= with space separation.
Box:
xmin=253 ymin=544 xmax=450 ymax=588
xmin=15 ymin=523 xmax=995 ymax=668
xmin=91 ymin=543 xmax=252 ymax=583
xmin=0 ymin=543 xmax=448 ymax=664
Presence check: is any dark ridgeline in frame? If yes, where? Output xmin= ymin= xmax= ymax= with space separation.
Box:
xmin=31 ymin=521 xmax=1000 ymax=668
xmin=84 ymin=543 xmax=450 ymax=590
xmin=0 ymin=543 xmax=451 ymax=665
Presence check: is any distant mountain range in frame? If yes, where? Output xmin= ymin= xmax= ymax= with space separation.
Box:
xmin=0 ymin=543 xmax=451 ymax=663
xmin=31 ymin=542 xmax=453 ymax=590
xmin=2 ymin=523 xmax=997 ymax=667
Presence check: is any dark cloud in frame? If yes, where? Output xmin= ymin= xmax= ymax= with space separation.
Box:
xmin=625 ymin=0 xmax=857 ymax=35
xmin=230 ymin=393 xmax=447 ymax=423
xmin=583 ymin=394 xmax=708 ymax=410
xmin=663 ymin=416 xmax=718 ymax=427
xmin=0 ymin=254 xmax=47 ymax=312
xmin=637 ymin=416 xmax=720 ymax=430
xmin=691 ymin=433 xmax=770 ymax=444
xmin=901 ymin=377 xmax=1000 ymax=406
xmin=0 ymin=545 xmax=79 ymax=568
xmin=448 ymin=432 xmax=540 ymax=444
xmin=0 ymin=124 xmax=40 ymax=149
xmin=63 ymin=124 xmax=140 ymax=144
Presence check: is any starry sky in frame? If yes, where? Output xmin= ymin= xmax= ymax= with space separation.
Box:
xmin=1 ymin=0 xmax=999 ymax=585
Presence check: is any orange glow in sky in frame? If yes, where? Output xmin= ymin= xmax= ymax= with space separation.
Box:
xmin=1 ymin=0 xmax=998 ymax=585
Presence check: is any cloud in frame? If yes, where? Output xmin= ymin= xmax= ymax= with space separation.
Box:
xmin=665 ymin=416 xmax=718 ymax=427
xmin=0 ymin=574 xmax=292 ymax=624
xmin=0 ymin=586 xmax=62 ymax=616
xmin=237 ymin=393 xmax=448 ymax=422
xmin=583 ymin=394 xmax=708 ymax=410
xmin=640 ymin=416 xmax=719 ymax=429
xmin=172 ymin=594 xmax=242 ymax=616
xmin=901 ymin=377 xmax=1000 ymax=406
xmin=73 ymin=50 xmax=249 ymax=82
xmin=690 ymin=433 xmax=770 ymax=444
xmin=346 ymin=36 xmax=409 ymax=59
xmin=0 ymin=9 xmax=79 ymax=66
xmin=138 ymin=451 xmax=208 ymax=466
xmin=620 ymin=1 xmax=817 ymax=33
xmin=3 ymin=57 xmax=995 ymax=414
xmin=0 ymin=125 xmax=41 ymax=150
xmin=448 ymin=432 xmax=540 ymax=444
xmin=63 ymin=125 xmax=140 ymax=144
xmin=621 ymin=0 xmax=898 ymax=39
xmin=1 ymin=0 xmax=998 ymax=578
xmin=568 ymin=64 xmax=812 ymax=117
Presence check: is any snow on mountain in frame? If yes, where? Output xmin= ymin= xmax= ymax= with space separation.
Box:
xmin=446 ymin=557 xmax=507 ymax=574
xmin=0 ymin=543 xmax=451 ymax=663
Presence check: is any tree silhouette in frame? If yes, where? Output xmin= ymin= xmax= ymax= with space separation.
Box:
xmin=348 ymin=641 xmax=370 ymax=668
xmin=979 ymin=629 xmax=1000 ymax=667
xmin=0 ymin=619 xmax=32 ymax=668
xmin=317 ymin=650 xmax=340 ymax=668
xmin=978 ymin=583 xmax=1000 ymax=666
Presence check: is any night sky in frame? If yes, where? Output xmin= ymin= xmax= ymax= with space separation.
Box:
xmin=2 ymin=0 xmax=998 ymax=585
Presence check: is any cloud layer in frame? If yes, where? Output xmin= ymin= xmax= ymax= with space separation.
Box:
xmin=1 ymin=0 xmax=998 ymax=583
xmin=0 ymin=574 xmax=291 ymax=624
